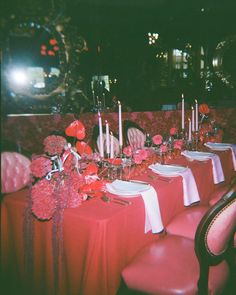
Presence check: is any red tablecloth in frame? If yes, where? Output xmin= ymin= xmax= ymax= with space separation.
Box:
xmin=1 ymin=151 xmax=235 ymax=295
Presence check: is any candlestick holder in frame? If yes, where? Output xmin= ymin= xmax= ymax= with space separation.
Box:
xmin=179 ymin=129 xmax=185 ymax=140
xmin=192 ymin=131 xmax=199 ymax=151
xmin=119 ymin=145 xmax=124 ymax=158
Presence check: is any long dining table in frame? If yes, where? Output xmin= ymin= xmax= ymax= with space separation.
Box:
xmin=1 ymin=148 xmax=235 ymax=295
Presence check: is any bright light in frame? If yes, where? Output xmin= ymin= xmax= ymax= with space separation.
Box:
xmin=148 ymin=32 xmax=159 ymax=46
xmin=10 ymin=69 xmax=28 ymax=85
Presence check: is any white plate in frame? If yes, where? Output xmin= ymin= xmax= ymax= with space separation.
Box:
xmin=106 ymin=179 xmax=150 ymax=196
xmin=149 ymin=163 xmax=187 ymax=177
xmin=182 ymin=150 xmax=214 ymax=161
xmin=205 ymin=142 xmax=232 ymax=151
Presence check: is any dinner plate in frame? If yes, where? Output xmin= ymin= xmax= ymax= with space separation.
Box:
xmin=182 ymin=150 xmax=214 ymax=161
xmin=149 ymin=163 xmax=187 ymax=176
xmin=205 ymin=142 xmax=232 ymax=151
xmin=106 ymin=179 xmax=150 ymax=196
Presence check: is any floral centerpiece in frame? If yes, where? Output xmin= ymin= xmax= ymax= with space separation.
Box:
xmin=198 ymin=103 xmax=223 ymax=144
xmin=152 ymin=127 xmax=184 ymax=160
xmin=30 ymin=120 xmax=108 ymax=220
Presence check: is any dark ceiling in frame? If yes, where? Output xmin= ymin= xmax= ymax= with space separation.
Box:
xmin=2 ymin=0 xmax=236 ymax=42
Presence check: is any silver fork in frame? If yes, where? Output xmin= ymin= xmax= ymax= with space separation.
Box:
xmin=101 ymin=195 xmax=132 ymax=206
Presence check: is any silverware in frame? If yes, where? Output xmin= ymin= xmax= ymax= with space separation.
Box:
xmin=148 ymin=174 xmax=173 ymax=183
xmin=156 ymin=176 xmax=173 ymax=183
xmin=101 ymin=195 xmax=132 ymax=206
xmin=128 ymin=180 xmax=149 ymax=185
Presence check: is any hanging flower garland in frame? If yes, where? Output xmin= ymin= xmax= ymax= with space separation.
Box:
xmin=25 ymin=119 xmax=109 ymax=292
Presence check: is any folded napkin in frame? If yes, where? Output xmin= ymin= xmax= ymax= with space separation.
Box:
xmin=181 ymin=150 xmax=225 ymax=184
xmin=106 ymin=180 xmax=164 ymax=234
xmin=149 ymin=163 xmax=200 ymax=206
xmin=205 ymin=142 xmax=236 ymax=171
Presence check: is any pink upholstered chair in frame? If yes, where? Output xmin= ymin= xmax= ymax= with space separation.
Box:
xmin=1 ymin=152 xmax=31 ymax=194
xmin=124 ymin=120 xmax=146 ymax=151
xmin=165 ymin=180 xmax=236 ymax=240
xmin=120 ymin=191 xmax=236 ymax=295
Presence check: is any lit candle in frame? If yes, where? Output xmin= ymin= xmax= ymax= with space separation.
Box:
xmin=105 ymin=120 xmax=110 ymax=156
xmin=191 ymin=106 xmax=195 ymax=132
xmin=188 ymin=118 xmax=192 ymax=141
xmin=98 ymin=112 xmax=104 ymax=158
xmin=181 ymin=93 xmax=185 ymax=130
xmin=195 ymin=99 xmax=198 ymax=131
xmin=118 ymin=101 xmax=123 ymax=148
xmin=110 ymin=131 xmax=114 ymax=159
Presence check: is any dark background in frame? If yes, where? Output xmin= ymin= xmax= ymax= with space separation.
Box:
xmin=1 ymin=0 xmax=236 ymax=112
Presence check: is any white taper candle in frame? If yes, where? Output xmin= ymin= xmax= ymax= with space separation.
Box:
xmin=98 ymin=112 xmax=104 ymax=158
xmin=181 ymin=94 xmax=185 ymax=130
xmin=188 ymin=118 xmax=192 ymax=141
xmin=195 ymin=99 xmax=198 ymax=131
xmin=110 ymin=132 xmax=114 ymax=159
xmin=118 ymin=101 xmax=123 ymax=148
xmin=191 ymin=106 xmax=195 ymax=132
xmin=105 ymin=120 xmax=110 ymax=155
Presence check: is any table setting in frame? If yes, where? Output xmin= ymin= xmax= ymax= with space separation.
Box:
xmin=106 ymin=179 xmax=164 ymax=233
xmin=148 ymin=163 xmax=200 ymax=206
xmin=204 ymin=142 xmax=236 ymax=170
xmin=181 ymin=150 xmax=225 ymax=184
xmin=1 ymin=102 xmax=236 ymax=295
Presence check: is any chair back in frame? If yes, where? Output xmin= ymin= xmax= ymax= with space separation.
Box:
xmin=1 ymin=152 xmax=31 ymax=193
xmin=123 ymin=120 xmax=146 ymax=150
xmin=195 ymin=190 xmax=236 ymax=294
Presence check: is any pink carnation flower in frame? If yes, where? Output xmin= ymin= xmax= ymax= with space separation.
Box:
xmin=123 ymin=146 xmax=133 ymax=157
xmin=174 ymin=139 xmax=183 ymax=150
xmin=44 ymin=135 xmax=67 ymax=156
xmin=160 ymin=144 xmax=168 ymax=153
xmin=30 ymin=156 xmax=52 ymax=178
xmin=133 ymin=154 xmax=143 ymax=164
xmin=136 ymin=149 xmax=148 ymax=160
xmin=152 ymin=134 xmax=163 ymax=145
xmin=31 ymin=179 xmax=56 ymax=220
xmin=170 ymin=127 xmax=178 ymax=136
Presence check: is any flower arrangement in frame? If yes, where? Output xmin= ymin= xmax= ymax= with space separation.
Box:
xmin=30 ymin=120 xmax=108 ymax=220
xmin=198 ymin=104 xmax=223 ymax=144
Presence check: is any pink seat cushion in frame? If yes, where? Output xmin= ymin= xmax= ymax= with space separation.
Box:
xmin=122 ymin=235 xmax=229 ymax=295
xmin=166 ymin=206 xmax=209 ymax=240
xmin=209 ymin=185 xmax=233 ymax=206
xmin=1 ymin=152 xmax=31 ymax=193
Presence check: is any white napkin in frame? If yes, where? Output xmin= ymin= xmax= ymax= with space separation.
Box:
xmin=149 ymin=163 xmax=200 ymax=206
xmin=181 ymin=150 xmax=225 ymax=184
xmin=205 ymin=142 xmax=236 ymax=171
xmin=106 ymin=180 xmax=164 ymax=233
